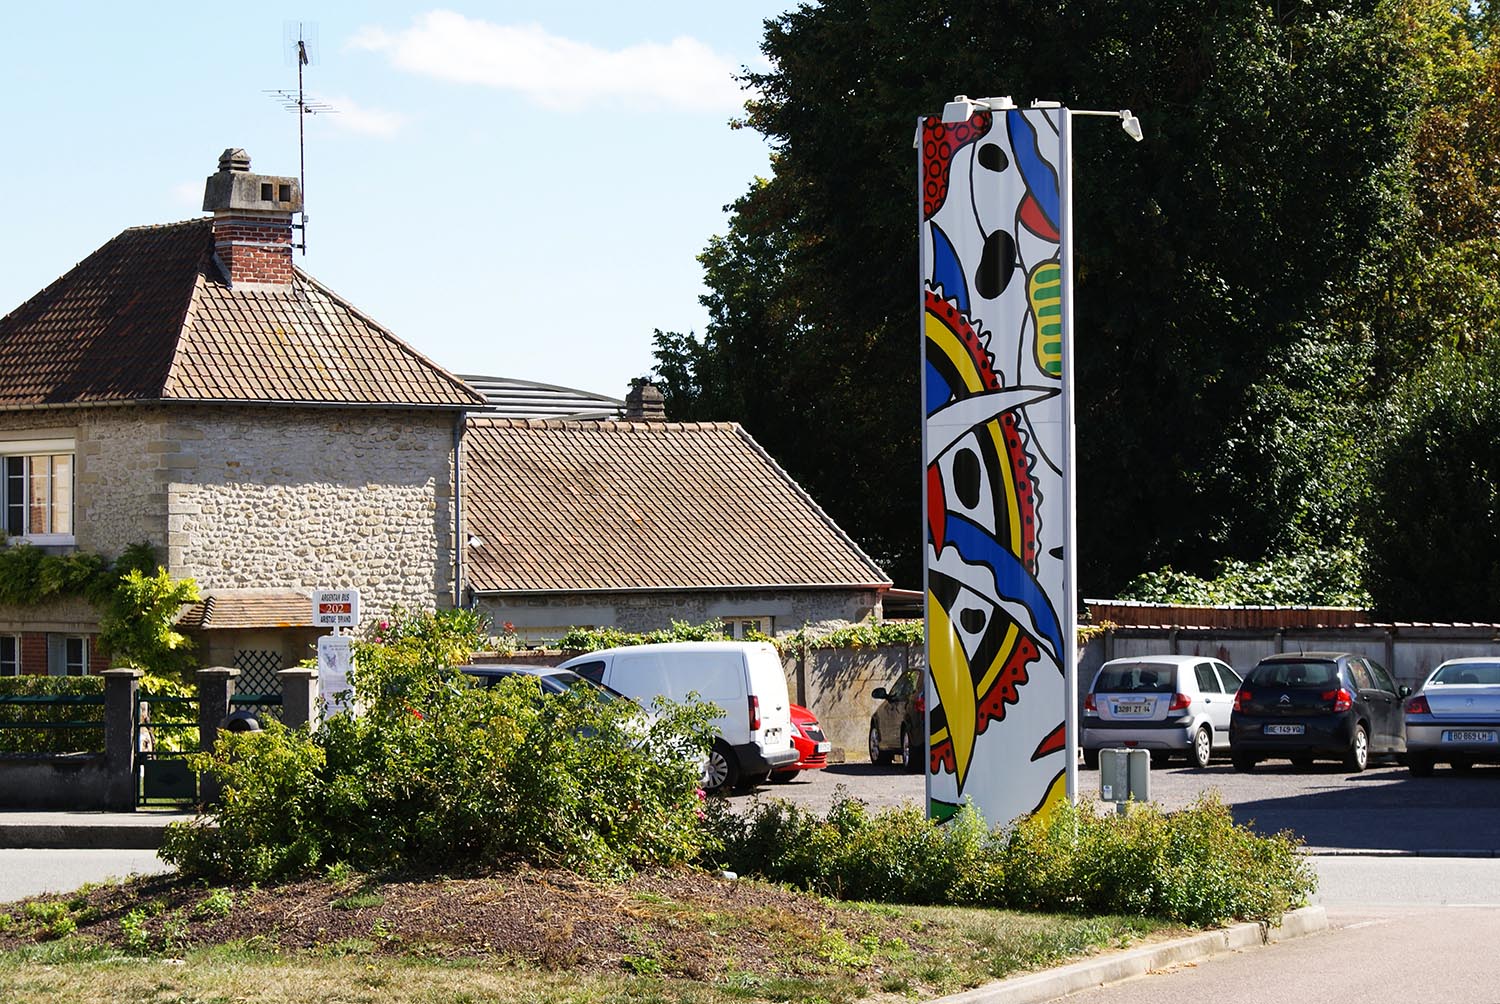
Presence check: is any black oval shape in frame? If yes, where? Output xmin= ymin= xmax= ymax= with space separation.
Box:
xmin=960 ymin=608 xmax=988 ymax=634
xmin=976 ymin=229 xmax=1016 ymax=299
xmin=977 ymin=144 xmax=1008 ymax=172
xmin=952 ymin=447 xmax=982 ymax=510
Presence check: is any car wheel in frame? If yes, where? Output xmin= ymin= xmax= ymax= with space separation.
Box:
xmin=901 ymin=726 xmax=924 ymax=773
xmin=1344 ymin=723 xmax=1369 ymax=773
xmin=1232 ymin=755 xmax=1257 ymax=773
xmin=1082 ymin=747 xmax=1099 ymax=769
xmin=1192 ymin=726 xmax=1213 ymax=769
xmin=869 ymin=722 xmax=894 ymax=765
xmin=702 ymin=740 xmax=740 ymax=793
xmin=1407 ymin=753 xmax=1435 ymax=777
xmin=768 ymin=770 xmax=799 ymax=783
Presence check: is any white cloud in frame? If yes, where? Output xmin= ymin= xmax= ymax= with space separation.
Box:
xmin=349 ymin=11 xmax=748 ymax=113
xmin=321 ymin=96 xmax=407 ymax=138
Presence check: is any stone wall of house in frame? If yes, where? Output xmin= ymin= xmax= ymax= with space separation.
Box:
xmin=164 ymin=406 xmax=458 ymax=626
xmin=0 ymin=407 xmax=168 ymax=557
xmin=478 ymin=587 xmax=884 ymax=643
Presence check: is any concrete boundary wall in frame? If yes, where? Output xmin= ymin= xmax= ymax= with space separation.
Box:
xmin=1086 ymin=624 xmax=1500 ymax=692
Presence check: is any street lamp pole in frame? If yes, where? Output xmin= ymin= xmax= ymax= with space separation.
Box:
xmin=1057 ymin=104 xmax=1142 ymax=804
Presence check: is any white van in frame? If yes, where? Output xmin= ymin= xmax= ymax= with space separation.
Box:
xmin=556 ymin=641 xmax=798 ymax=792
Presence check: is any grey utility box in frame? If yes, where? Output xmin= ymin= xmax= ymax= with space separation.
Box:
xmin=1099 ymin=748 xmax=1151 ymax=811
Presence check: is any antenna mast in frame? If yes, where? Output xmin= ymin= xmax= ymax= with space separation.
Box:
xmin=267 ymin=22 xmax=335 ymax=255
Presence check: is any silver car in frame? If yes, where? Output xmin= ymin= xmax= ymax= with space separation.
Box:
xmin=1082 ymin=655 xmax=1242 ymax=769
xmin=1405 ymin=658 xmax=1500 ymax=775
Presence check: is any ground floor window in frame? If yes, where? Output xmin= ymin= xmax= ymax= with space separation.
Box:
xmin=722 ymin=616 xmax=773 ymax=639
xmin=0 ymin=636 xmax=17 ymax=676
xmin=46 ymin=634 xmax=88 ymax=676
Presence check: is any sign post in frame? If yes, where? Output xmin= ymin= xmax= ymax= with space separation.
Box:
xmin=312 ymin=589 xmax=360 ymax=714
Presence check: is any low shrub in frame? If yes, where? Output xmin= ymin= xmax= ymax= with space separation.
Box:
xmin=161 ymin=611 xmax=717 ymax=883
xmin=707 ymin=792 xmax=1314 ymax=927
xmin=0 ymin=676 xmax=105 ymax=754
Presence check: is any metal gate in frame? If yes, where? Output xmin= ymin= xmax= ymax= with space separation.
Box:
xmin=136 ymin=691 xmax=199 ymax=805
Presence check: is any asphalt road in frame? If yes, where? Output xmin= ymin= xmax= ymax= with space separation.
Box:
xmin=738 ymin=757 xmax=1500 ymax=853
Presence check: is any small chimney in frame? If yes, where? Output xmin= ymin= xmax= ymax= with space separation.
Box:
xmin=202 ymin=148 xmax=302 ymax=288
xmin=624 ymin=381 xmax=666 ymax=422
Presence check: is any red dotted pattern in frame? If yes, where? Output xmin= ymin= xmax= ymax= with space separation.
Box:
xmin=921 ymin=111 xmax=993 ymax=220
xmin=974 ymin=634 xmax=1040 ymax=736
xmin=924 ymin=290 xmax=998 ymax=390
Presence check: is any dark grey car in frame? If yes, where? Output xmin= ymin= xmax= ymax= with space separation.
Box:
xmin=1229 ymin=652 xmax=1409 ymax=772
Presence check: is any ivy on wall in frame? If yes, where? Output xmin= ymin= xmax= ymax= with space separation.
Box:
xmin=0 ymin=541 xmax=200 ymax=680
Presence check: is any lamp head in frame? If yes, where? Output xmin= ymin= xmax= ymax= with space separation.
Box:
xmin=1120 ymin=111 xmax=1144 ymax=142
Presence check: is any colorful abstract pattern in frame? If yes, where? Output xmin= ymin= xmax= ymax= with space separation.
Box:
xmin=919 ymin=106 xmax=1069 ymax=826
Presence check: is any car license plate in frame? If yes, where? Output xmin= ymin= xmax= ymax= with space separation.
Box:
xmin=1264 ymin=724 xmax=1305 ymax=736
xmin=1113 ymin=703 xmax=1151 ymax=715
xmin=1443 ymin=730 xmax=1498 ymax=744
xmin=815 ymin=741 xmax=831 ymax=753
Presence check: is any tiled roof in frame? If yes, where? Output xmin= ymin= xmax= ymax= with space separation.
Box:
xmin=177 ymin=589 xmax=316 ymax=630
xmin=463 ymin=418 xmax=891 ymax=593
xmin=0 ymin=219 xmax=482 ymax=409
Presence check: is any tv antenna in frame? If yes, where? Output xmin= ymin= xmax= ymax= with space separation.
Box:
xmin=266 ymin=21 xmax=336 ymax=254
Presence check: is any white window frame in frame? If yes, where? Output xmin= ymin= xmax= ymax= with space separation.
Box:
xmin=47 ymin=634 xmax=89 ymax=677
xmin=1 ymin=437 xmax=75 ymax=545
xmin=722 ymin=616 xmax=773 ymax=639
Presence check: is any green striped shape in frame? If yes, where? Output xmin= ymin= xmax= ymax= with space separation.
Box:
xmin=1029 ymin=262 xmax=1063 ymax=377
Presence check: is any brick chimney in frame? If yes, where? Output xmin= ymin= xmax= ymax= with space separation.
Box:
xmin=624 ymin=381 xmax=666 ymax=422
xmin=202 ymin=149 xmax=302 ymax=288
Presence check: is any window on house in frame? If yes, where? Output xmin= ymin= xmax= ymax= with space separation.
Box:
xmin=722 ymin=617 xmax=772 ymax=639
xmin=47 ymin=634 xmax=88 ymax=676
xmin=2 ymin=446 xmax=74 ymax=540
xmin=0 ymin=636 xmax=18 ymax=676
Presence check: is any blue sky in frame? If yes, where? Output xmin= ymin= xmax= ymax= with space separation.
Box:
xmin=0 ymin=3 xmax=796 ymax=399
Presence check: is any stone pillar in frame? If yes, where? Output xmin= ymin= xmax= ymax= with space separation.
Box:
xmin=277 ymin=667 xmax=320 ymax=730
xmin=102 ymin=668 xmax=142 ymax=812
xmin=197 ymin=667 xmax=239 ymax=807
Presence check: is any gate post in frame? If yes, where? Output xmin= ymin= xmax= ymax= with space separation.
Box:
xmin=197 ymin=667 xmax=239 ymax=807
xmin=277 ymin=667 xmax=320 ymax=730
xmin=102 ymin=668 xmax=142 ymax=811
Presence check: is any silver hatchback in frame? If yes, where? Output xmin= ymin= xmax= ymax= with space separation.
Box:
xmin=1082 ymin=655 xmax=1242 ymax=769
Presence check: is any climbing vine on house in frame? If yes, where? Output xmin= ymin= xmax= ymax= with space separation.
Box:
xmin=0 ymin=541 xmax=200 ymax=679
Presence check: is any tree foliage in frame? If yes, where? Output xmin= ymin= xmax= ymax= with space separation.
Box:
xmin=655 ymin=0 xmax=1500 ymax=606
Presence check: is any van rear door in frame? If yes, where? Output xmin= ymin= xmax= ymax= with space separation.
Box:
xmin=744 ymin=643 xmax=795 ymax=758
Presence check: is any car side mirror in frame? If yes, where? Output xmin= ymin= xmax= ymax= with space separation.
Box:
xmin=871 ymin=687 xmax=888 ymax=700
xmin=1399 ymin=685 xmax=1411 ymax=698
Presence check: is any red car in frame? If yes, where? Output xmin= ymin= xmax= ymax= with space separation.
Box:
xmin=771 ymin=704 xmax=831 ymax=782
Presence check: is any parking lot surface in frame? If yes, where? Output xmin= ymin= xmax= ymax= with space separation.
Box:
xmin=732 ymin=757 xmax=1500 ymax=853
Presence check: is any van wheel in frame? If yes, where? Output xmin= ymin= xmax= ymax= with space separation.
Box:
xmin=702 ymin=741 xmax=740 ymax=793
xmin=1082 ymin=747 xmax=1099 ymax=769
xmin=1191 ymin=726 xmax=1213 ymax=769
xmin=869 ymin=723 xmax=894 ymax=765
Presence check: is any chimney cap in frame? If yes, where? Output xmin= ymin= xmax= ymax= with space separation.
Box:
xmin=217 ymin=148 xmax=252 ymax=173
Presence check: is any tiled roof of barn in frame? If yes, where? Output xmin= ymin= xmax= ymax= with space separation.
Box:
xmin=462 ymin=418 xmax=891 ymax=594
xmin=0 ymin=218 xmax=482 ymax=409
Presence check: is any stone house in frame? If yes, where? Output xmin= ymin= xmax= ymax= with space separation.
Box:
xmin=460 ymin=385 xmax=893 ymax=643
xmin=0 ymin=149 xmax=481 ymax=681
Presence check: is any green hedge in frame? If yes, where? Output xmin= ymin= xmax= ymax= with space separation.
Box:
xmin=704 ymin=793 xmax=1315 ymax=928
xmin=0 ymin=676 xmax=105 ymax=755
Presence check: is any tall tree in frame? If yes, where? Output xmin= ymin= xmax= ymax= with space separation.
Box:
xmin=657 ymin=0 xmax=1426 ymax=591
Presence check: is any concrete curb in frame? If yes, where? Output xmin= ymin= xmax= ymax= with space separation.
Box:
xmin=0 ymin=813 xmax=201 ymax=850
xmin=926 ymin=906 xmax=1328 ymax=1004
